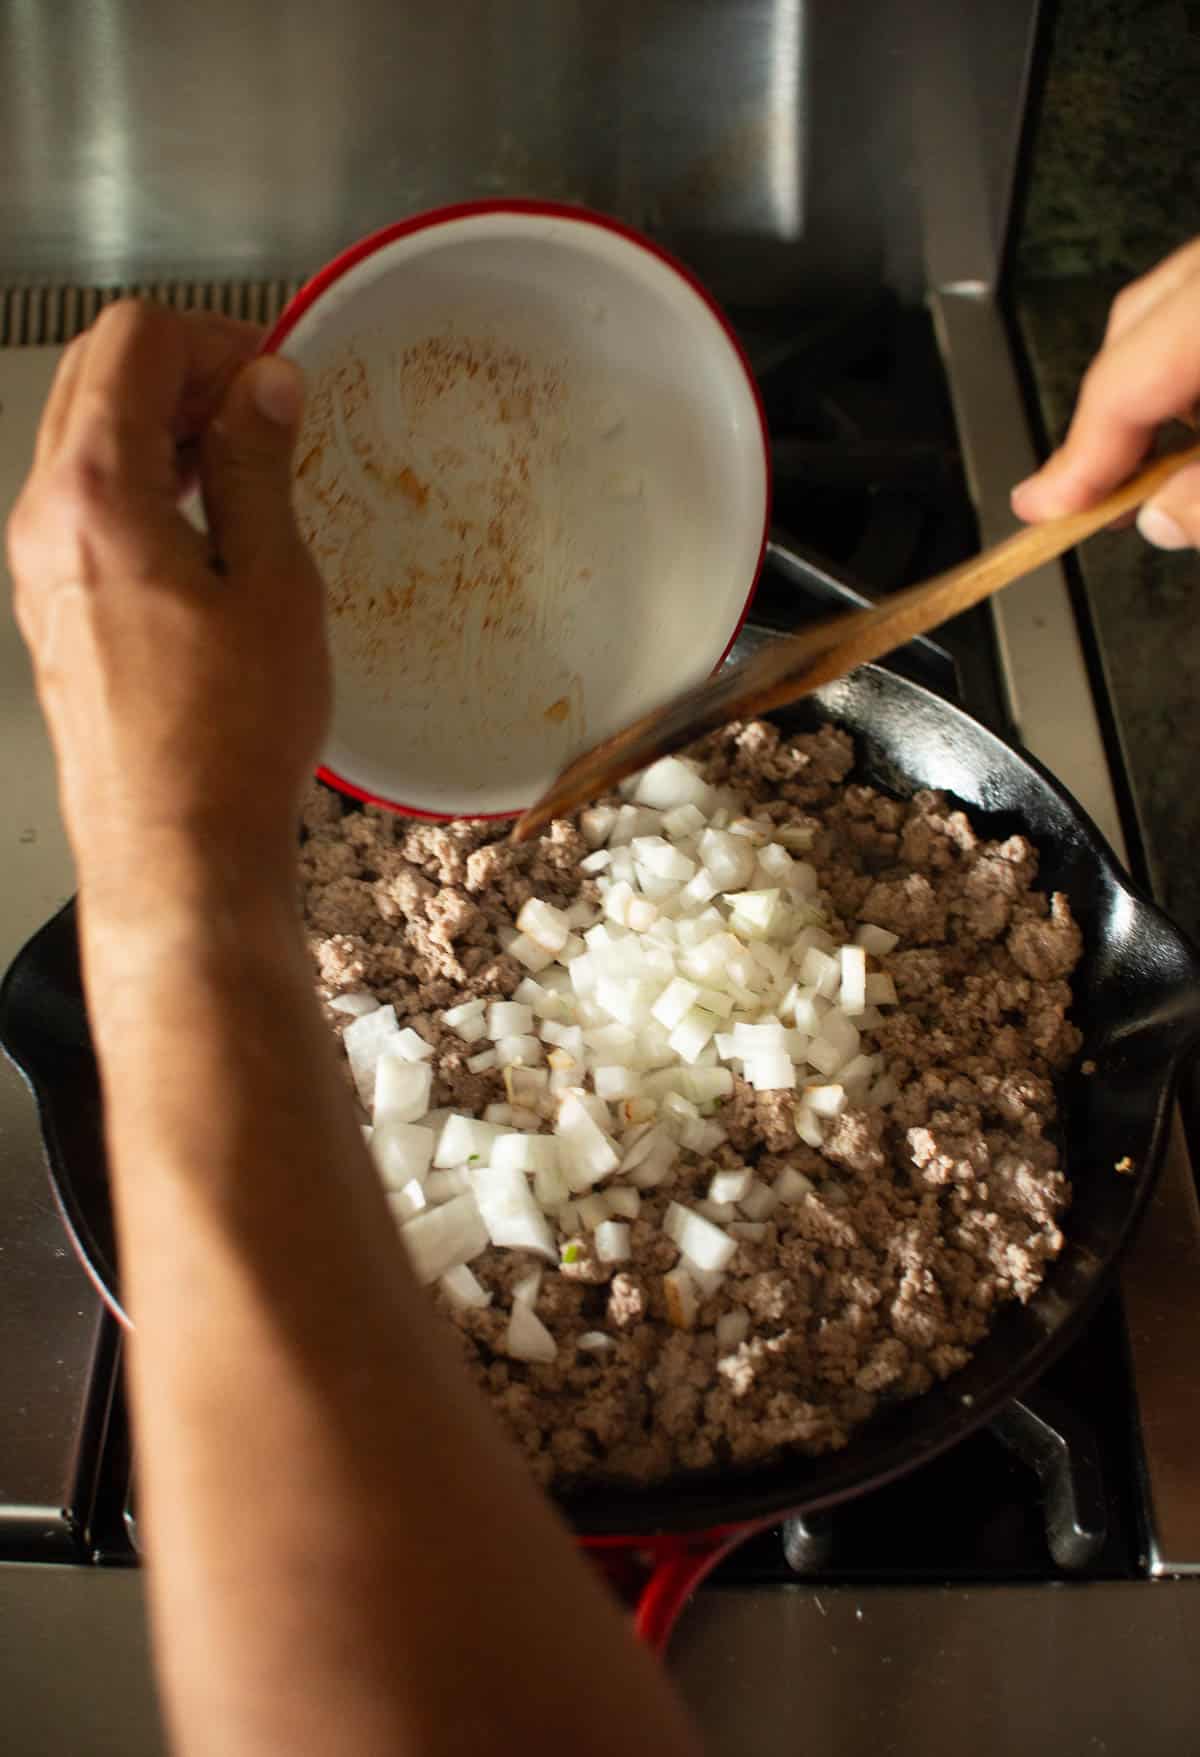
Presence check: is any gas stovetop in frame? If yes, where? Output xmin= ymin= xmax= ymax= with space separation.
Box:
xmin=1 ymin=280 xmax=1198 ymax=1757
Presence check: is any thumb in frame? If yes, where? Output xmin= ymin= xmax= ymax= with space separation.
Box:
xmin=1136 ymin=461 xmax=1200 ymax=550
xmin=200 ymin=354 xmax=307 ymax=571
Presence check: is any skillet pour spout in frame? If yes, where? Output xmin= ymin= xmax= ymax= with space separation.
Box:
xmin=2 ymin=662 xmax=1198 ymax=1543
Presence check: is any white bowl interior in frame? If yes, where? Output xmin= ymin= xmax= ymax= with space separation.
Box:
xmin=283 ymin=211 xmax=766 ymax=816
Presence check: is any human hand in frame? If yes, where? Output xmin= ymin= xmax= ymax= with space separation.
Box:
xmin=1011 ymin=238 xmax=1200 ymax=550
xmin=6 ymin=301 xmax=329 ymax=901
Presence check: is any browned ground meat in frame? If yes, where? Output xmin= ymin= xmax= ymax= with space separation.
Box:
xmin=301 ymin=722 xmax=1081 ymax=1488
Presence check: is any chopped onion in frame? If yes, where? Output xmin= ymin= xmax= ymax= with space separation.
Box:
xmin=512 ymin=1269 xmax=543 ymax=1307
xmin=506 ymin=1300 xmax=557 ymax=1363
xmin=839 ymin=945 xmax=867 ymax=1013
xmin=392 ymin=1026 xmax=436 ymax=1063
xmin=709 ymin=1167 xmax=753 ymax=1205
xmin=716 ymin=1309 xmax=751 ymax=1350
xmin=855 ymin=923 xmax=900 ymax=956
xmin=578 ymin=1331 xmax=616 ymax=1354
xmin=739 ymin=1180 xmax=779 ymax=1221
xmin=595 ymin=1220 xmax=631 ymax=1262
xmin=386 ymin=1180 xmax=427 ymax=1223
xmin=371 ymin=1120 xmax=435 ymax=1188
xmin=443 ymin=997 xmax=486 ymax=1029
xmin=652 ymin=976 xmax=700 ymax=1030
xmin=374 ymin=1054 xmax=433 ymax=1125
xmin=472 ymin=1167 xmax=557 ymax=1260
xmin=664 ymin=1202 xmax=737 ymax=1273
xmin=343 ymin=1004 xmax=400 ymax=1108
xmin=434 ymin=1115 xmax=502 ymax=1168
xmin=439 ymin=1264 xmax=491 ymax=1309
xmin=775 ymin=1165 xmax=814 ymax=1203
xmin=399 ymin=1193 xmax=489 ymax=1283
xmin=517 ymin=898 xmax=569 ymax=954
xmin=556 ymin=1093 xmax=620 ymax=1191
xmin=664 ymin=1266 xmax=699 ymax=1330
xmin=329 ymin=990 xmax=380 ymax=1018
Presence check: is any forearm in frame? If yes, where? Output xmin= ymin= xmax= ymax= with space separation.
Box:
xmin=81 ymin=855 xmax=700 ymax=1757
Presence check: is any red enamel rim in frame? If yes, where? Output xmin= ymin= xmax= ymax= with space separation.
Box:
xmin=263 ymin=198 xmax=772 ymax=822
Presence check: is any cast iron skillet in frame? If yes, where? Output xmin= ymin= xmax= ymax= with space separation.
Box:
xmin=4 ymin=664 xmax=1199 ymax=1571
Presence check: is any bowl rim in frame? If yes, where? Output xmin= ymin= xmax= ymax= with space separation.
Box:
xmin=261 ymin=197 xmax=772 ymax=821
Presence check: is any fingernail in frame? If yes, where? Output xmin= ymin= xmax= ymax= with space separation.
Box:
xmin=251 ymin=356 xmax=304 ymax=426
xmin=1136 ymin=504 xmax=1190 ymax=550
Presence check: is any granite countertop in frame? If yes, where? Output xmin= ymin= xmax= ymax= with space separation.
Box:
xmin=1016 ymin=279 xmax=1200 ymax=942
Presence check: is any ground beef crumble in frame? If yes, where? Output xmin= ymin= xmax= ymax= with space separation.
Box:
xmin=301 ymin=721 xmax=1081 ymax=1488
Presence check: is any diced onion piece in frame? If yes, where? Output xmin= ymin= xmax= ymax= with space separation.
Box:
xmin=473 ymin=1167 xmax=558 ymax=1260
xmin=745 ymin=1052 xmax=795 ymax=1092
xmin=578 ymin=1331 xmax=616 ymax=1354
xmin=664 ymin=1202 xmax=737 ymax=1272
xmin=443 ymin=997 xmax=486 ymax=1028
xmin=626 ymin=896 xmax=659 ymax=932
xmin=488 ymin=1001 xmax=534 ymax=1038
xmin=729 ymin=1220 xmax=768 ymax=1241
xmin=434 ymin=1115 xmax=502 ymax=1168
xmin=466 ymin=1048 xmax=499 ymax=1073
xmin=856 ymin=923 xmax=900 ymax=956
xmin=374 ymin=1054 xmax=433 ymax=1124
xmin=696 ymin=1199 xmax=737 ymax=1224
xmin=791 ymin=991 xmax=826 ymax=1035
xmin=668 ymin=1007 xmax=719 ymax=1064
xmin=484 ymin=1103 xmax=513 ymax=1126
xmin=709 ymin=1167 xmax=753 ymax=1205
xmin=866 ymin=1073 xmax=900 ymax=1110
xmin=595 ymin=1220 xmax=632 ymax=1262
xmin=533 ymin=1160 xmax=570 ymax=1208
xmin=838 ymin=945 xmax=867 ymax=1013
xmin=453 ymin=1016 xmax=489 ymax=1043
xmin=509 ymin=933 xmax=555 ymax=973
xmin=386 ymin=1180 xmax=427 ymax=1223
xmin=865 ymin=972 xmax=898 ymax=1006
xmin=775 ymin=1165 xmax=815 ymax=1203
xmin=727 ymin=889 xmax=783 ymax=940
xmin=506 ymin=1300 xmax=557 ymax=1363
xmin=517 ymin=898 xmax=570 ymax=954
xmin=696 ymin=828 xmax=757 ymax=892
xmin=652 ymin=977 xmax=701 ymax=1030
xmin=739 ymin=1179 xmax=779 ymax=1220
xmin=716 ymin=1309 xmax=751 ymax=1350
xmin=399 ymin=1193 xmax=489 ymax=1283
xmin=424 ymin=1168 xmax=469 ymax=1204
xmin=679 ymin=1117 xmax=727 ymax=1154
xmin=664 ymin=1266 xmax=699 ymax=1330
xmin=439 ymin=1264 xmax=492 ymax=1309
xmin=490 ymin=1133 xmax=554 ymax=1174
xmin=800 ymin=946 xmax=840 ymax=997
xmin=795 ymin=1105 xmax=825 ymax=1149
xmin=805 ymin=1083 xmax=847 ymax=1117
xmin=343 ymin=1004 xmax=400 ymax=1107
xmin=556 ymin=1093 xmax=620 ymax=1192
xmin=594 ymin=1065 xmax=642 ymax=1101
xmin=512 ymin=1269 xmax=543 ymax=1307
xmin=680 ymin=1066 xmax=734 ymax=1104
xmin=838 ymin=1054 xmax=877 ymax=1095
xmin=495 ymin=1033 xmax=544 ymax=1068
xmin=580 ymin=805 xmax=618 ymax=848
xmin=580 ymin=849 xmax=611 ymax=875
xmin=571 ymin=1193 xmax=606 ymax=1230
xmin=662 ymin=802 xmax=706 ymax=839
xmin=633 ymin=756 xmax=715 ymax=813
xmin=605 ymin=1187 xmax=640 ymax=1220
xmin=329 ymin=990 xmax=380 ymax=1018
xmin=689 ymin=1265 xmax=725 ymax=1300
xmin=391 ymin=1026 xmax=435 ymax=1063
xmin=371 ymin=1120 xmax=435 ymax=1188
xmin=632 ymin=836 xmax=697 ymax=882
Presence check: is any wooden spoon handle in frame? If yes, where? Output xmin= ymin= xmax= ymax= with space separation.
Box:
xmin=511 ymin=442 xmax=1200 ymax=843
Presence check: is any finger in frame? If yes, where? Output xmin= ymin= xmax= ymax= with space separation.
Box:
xmin=61 ymin=301 xmax=265 ymax=500
xmin=199 ymin=355 xmax=309 ymax=573
xmin=1012 ymin=278 xmax=1200 ymax=520
xmin=1104 ymin=238 xmax=1200 ymax=345
xmin=1137 ymin=461 xmax=1200 ymax=550
xmin=34 ymin=335 xmax=90 ymax=468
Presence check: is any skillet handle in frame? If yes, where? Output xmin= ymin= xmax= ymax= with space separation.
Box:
xmin=586 ymin=1523 xmax=768 ymax=1655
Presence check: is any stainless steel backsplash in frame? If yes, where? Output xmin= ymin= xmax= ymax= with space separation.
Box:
xmin=0 ymin=1 xmax=1037 ymax=305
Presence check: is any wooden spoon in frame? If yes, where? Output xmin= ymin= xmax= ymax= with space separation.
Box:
xmin=510 ymin=443 xmax=1200 ymax=844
